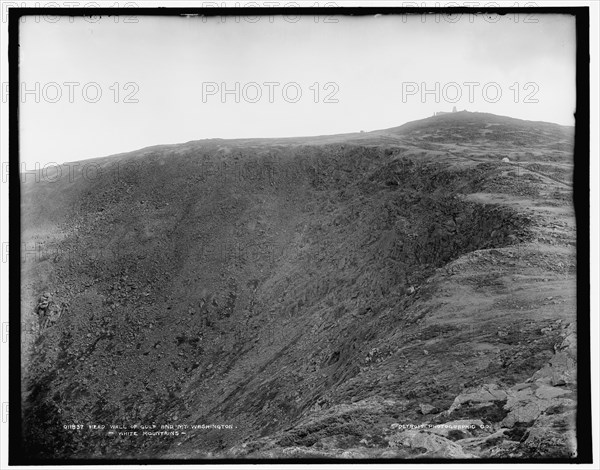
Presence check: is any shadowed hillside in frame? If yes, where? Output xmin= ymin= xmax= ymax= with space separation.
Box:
xmin=21 ymin=112 xmax=577 ymax=460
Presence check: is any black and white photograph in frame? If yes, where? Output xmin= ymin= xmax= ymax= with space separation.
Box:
xmin=3 ymin=2 xmax=597 ymax=467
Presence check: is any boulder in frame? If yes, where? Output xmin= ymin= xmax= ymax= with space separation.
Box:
xmin=419 ymin=403 xmax=437 ymax=415
xmin=534 ymin=384 xmax=570 ymax=400
xmin=501 ymin=388 xmax=575 ymax=428
xmin=502 ymin=400 xmax=546 ymax=427
xmin=531 ymin=351 xmax=576 ymax=386
xmin=458 ymin=428 xmax=513 ymax=454
xmin=448 ymin=384 xmax=507 ymax=413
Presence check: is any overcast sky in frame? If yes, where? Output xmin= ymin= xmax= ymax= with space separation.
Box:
xmin=18 ymin=13 xmax=576 ymax=167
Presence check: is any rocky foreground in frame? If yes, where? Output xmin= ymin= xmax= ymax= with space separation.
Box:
xmin=227 ymin=322 xmax=576 ymax=459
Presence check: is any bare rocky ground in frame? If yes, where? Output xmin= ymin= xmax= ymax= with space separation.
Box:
xmin=20 ymin=111 xmax=577 ymax=460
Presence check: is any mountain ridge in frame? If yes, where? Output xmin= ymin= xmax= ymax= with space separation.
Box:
xmin=46 ymin=111 xmax=573 ymax=169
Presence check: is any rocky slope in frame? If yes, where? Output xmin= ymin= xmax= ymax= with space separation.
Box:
xmin=20 ymin=111 xmax=577 ymax=460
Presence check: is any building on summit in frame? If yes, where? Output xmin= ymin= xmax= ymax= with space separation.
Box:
xmin=433 ymin=106 xmax=459 ymax=116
